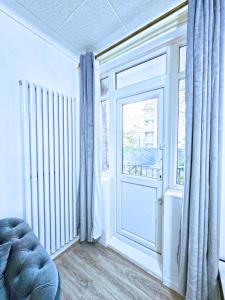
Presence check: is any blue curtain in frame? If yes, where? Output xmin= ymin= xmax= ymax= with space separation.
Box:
xmin=179 ymin=1 xmax=225 ymax=299
xmin=79 ymin=52 xmax=95 ymax=242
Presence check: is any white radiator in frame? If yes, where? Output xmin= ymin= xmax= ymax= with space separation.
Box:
xmin=20 ymin=80 xmax=77 ymax=255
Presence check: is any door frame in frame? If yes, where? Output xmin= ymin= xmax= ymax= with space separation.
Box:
xmin=109 ymin=67 xmax=168 ymax=258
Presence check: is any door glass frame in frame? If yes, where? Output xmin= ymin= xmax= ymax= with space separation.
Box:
xmin=118 ymin=89 xmax=164 ymax=181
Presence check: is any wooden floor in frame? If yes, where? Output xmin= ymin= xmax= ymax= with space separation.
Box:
xmin=55 ymin=242 xmax=183 ymax=300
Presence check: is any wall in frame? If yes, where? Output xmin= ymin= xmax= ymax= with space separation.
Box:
xmin=0 ymin=9 xmax=79 ymax=219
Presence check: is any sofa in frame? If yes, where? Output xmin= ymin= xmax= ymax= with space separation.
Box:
xmin=0 ymin=218 xmax=60 ymax=299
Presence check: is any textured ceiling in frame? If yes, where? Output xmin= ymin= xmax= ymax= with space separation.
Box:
xmin=0 ymin=0 xmax=183 ymax=57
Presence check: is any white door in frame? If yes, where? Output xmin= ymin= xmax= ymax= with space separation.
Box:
xmin=116 ymin=88 xmax=164 ymax=253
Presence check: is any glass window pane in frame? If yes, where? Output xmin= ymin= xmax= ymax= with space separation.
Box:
xmin=179 ymin=46 xmax=186 ymax=72
xmin=101 ymin=100 xmax=109 ymax=172
xmin=100 ymin=77 xmax=109 ymax=97
xmin=116 ymin=54 xmax=166 ymax=89
xmin=123 ymin=98 xmax=159 ymax=179
xmin=177 ymin=79 xmax=185 ymax=184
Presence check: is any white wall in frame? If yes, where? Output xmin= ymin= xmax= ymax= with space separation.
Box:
xmin=0 ymin=9 xmax=79 ymax=219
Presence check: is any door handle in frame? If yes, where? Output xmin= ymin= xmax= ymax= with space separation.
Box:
xmin=159 ymin=143 xmax=165 ymax=151
xmin=158 ymin=197 xmax=163 ymax=205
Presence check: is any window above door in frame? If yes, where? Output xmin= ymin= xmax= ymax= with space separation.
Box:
xmin=115 ymin=54 xmax=167 ymax=90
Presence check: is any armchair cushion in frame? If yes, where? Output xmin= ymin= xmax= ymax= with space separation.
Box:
xmin=0 ymin=242 xmax=12 ymax=300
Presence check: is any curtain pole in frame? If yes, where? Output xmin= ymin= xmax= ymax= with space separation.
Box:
xmin=95 ymin=0 xmax=188 ymax=59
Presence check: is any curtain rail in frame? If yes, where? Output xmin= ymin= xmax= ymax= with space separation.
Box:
xmin=95 ymin=0 xmax=188 ymax=59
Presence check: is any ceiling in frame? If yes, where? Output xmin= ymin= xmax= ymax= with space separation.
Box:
xmin=1 ymin=0 xmax=183 ymax=58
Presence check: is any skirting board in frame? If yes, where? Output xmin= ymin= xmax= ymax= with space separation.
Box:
xmin=108 ymin=236 xmax=162 ymax=280
xmin=52 ymin=236 xmax=79 ymax=260
xmin=163 ymin=278 xmax=180 ymax=294
xmin=98 ymin=237 xmax=108 ymax=247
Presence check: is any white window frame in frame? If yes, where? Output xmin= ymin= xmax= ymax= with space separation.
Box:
xmin=168 ymin=42 xmax=186 ymax=189
xmin=100 ymin=38 xmax=186 ymax=188
xmin=99 ymin=24 xmax=187 ymax=249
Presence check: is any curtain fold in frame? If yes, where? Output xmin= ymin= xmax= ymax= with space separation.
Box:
xmin=179 ymin=1 xmax=225 ymax=299
xmin=79 ymin=52 xmax=103 ymax=242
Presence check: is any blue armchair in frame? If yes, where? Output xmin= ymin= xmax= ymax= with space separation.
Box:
xmin=0 ymin=218 xmax=60 ymax=300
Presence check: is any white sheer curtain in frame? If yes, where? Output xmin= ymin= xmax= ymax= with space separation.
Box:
xmin=92 ymin=59 xmax=103 ymax=240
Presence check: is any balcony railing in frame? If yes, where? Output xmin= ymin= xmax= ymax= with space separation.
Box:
xmin=123 ymin=164 xmax=159 ymax=179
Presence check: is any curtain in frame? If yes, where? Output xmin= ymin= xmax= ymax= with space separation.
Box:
xmin=79 ymin=52 xmax=103 ymax=242
xmin=179 ymin=1 xmax=225 ymax=299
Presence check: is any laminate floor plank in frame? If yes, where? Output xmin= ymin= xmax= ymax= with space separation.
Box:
xmin=55 ymin=242 xmax=183 ymax=300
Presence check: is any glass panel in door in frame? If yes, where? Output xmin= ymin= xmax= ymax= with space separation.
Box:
xmin=122 ymin=98 xmax=159 ymax=179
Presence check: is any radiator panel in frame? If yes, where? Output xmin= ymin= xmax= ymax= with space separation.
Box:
xmin=20 ymin=80 xmax=77 ymax=255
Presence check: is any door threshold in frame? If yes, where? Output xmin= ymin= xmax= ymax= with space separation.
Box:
xmin=108 ymin=236 xmax=162 ymax=280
